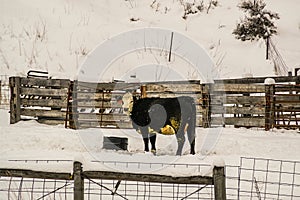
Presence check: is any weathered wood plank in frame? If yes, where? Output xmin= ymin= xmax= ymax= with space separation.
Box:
xmin=276 ymin=116 xmax=300 ymax=120
xmin=83 ymin=171 xmax=213 ymax=185
xmin=21 ymin=108 xmax=65 ymax=118
xmin=0 ymin=168 xmax=71 ymax=180
xmin=209 ymin=117 xmax=225 ymax=125
xmin=211 ymin=96 xmax=266 ymax=105
xmin=77 ymin=113 xmax=131 ymax=121
xmin=37 ymin=119 xmax=65 ymax=125
xmin=76 ymin=92 xmax=112 ymax=101
xmin=275 ymin=86 xmax=300 ymax=92
xmin=20 ymin=87 xmax=68 ymax=97
xmin=20 ymin=77 xmax=70 ymax=88
xmin=211 ymin=84 xmax=265 ymax=93
xmin=76 ymin=81 xmax=141 ymax=91
xmin=145 ymin=83 xmax=201 ymax=93
xmin=274 ymin=95 xmax=300 ymax=102
xmin=77 ymin=121 xmax=133 ymax=129
xmin=145 ymin=93 xmax=201 ymax=99
xmin=275 ymin=108 xmax=300 ymax=112
xmin=214 ymin=76 xmax=300 ymax=84
xmin=21 ymin=99 xmax=67 ymax=108
xmin=214 ymin=75 xmax=300 ymax=84
xmin=274 ymin=124 xmax=300 ymax=129
xmin=274 ymin=101 xmax=300 ymax=105
xmin=211 ymin=106 xmax=265 ymax=115
xmin=224 ymin=117 xmax=265 ymax=127
xmin=76 ymin=100 xmax=112 ymax=108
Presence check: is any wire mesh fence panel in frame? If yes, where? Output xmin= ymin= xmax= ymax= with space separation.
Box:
xmin=225 ymin=165 xmax=240 ymax=200
xmin=84 ymin=178 xmax=214 ymax=200
xmin=238 ymin=157 xmax=300 ymax=199
xmin=0 ymin=177 xmax=73 ymax=200
xmin=1 ymin=158 xmax=299 ymax=199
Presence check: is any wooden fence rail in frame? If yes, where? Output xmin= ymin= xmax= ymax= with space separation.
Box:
xmin=9 ymin=76 xmax=300 ymax=130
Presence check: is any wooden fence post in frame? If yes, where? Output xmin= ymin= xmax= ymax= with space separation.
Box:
xmin=213 ymin=166 xmax=226 ymax=200
xmin=9 ymin=77 xmax=21 ymax=124
xmin=265 ymin=84 xmax=274 ymax=131
xmin=69 ymin=81 xmax=79 ymax=129
xmin=73 ymin=161 xmax=84 ymax=200
xmin=201 ymin=84 xmax=211 ymax=128
xmin=141 ymin=85 xmax=147 ymax=98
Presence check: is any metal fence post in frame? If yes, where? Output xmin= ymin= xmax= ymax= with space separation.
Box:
xmin=73 ymin=161 xmax=84 ymax=200
xmin=213 ymin=166 xmax=226 ymax=200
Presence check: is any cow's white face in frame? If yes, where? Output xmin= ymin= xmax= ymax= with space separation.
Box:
xmin=122 ymin=92 xmax=133 ymax=115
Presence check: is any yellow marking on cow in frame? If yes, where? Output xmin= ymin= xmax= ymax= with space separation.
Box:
xmin=160 ymin=125 xmax=175 ymax=135
xmin=170 ymin=117 xmax=180 ymax=131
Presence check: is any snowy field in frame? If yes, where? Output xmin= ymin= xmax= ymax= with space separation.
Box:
xmin=1 ymin=108 xmax=300 ymax=174
xmin=1 ymin=0 xmax=300 ymax=198
xmin=1 ymin=106 xmax=300 ymax=198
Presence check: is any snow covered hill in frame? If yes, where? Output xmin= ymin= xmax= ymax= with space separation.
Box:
xmin=0 ymin=0 xmax=299 ymax=81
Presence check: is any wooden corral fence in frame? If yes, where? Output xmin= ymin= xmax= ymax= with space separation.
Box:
xmin=9 ymin=77 xmax=71 ymax=125
xmin=213 ymin=75 xmax=300 ymax=130
xmin=67 ymin=80 xmax=203 ymax=129
xmin=9 ymin=75 xmax=300 ymax=130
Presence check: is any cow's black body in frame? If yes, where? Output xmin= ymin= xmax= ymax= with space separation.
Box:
xmin=130 ymin=96 xmax=196 ymax=155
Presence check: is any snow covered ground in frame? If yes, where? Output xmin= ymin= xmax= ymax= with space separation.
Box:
xmin=1 ymin=108 xmax=299 ymax=176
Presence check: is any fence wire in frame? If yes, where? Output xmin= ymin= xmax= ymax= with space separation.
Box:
xmin=0 ymin=157 xmax=299 ymax=199
xmin=237 ymin=157 xmax=300 ymax=200
xmin=83 ymin=178 xmax=213 ymax=200
xmin=0 ymin=177 xmax=73 ymax=200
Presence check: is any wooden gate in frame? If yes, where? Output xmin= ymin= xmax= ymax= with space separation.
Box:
xmin=9 ymin=77 xmax=70 ymax=125
xmin=68 ymin=81 xmax=141 ymax=129
xmin=273 ymin=84 xmax=300 ymax=129
xmin=210 ymin=83 xmax=266 ymax=128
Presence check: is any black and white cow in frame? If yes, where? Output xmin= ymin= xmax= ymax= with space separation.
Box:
xmin=129 ymin=96 xmax=196 ymax=155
